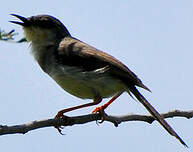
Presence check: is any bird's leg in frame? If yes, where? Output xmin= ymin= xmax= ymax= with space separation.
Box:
xmin=55 ymin=97 xmax=102 ymax=118
xmin=54 ymin=98 xmax=102 ymax=134
xmin=92 ymin=92 xmax=123 ymax=113
xmin=92 ymin=92 xmax=123 ymax=122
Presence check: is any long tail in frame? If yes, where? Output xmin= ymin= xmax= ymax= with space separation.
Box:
xmin=129 ymin=86 xmax=188 ymax=147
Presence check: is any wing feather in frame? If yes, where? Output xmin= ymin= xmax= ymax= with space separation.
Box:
xmin=57 ymin=37 xmax=150 ymax=91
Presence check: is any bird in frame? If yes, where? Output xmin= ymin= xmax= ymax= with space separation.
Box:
xmin=10 ymin=14 xmax=187 ymax=147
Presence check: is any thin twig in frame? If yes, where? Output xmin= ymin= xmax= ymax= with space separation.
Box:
xmin=0 ymin=110 xmax=192 ymax=136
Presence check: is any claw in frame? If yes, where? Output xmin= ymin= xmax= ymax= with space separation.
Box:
xmin=54 ymin=113 xmax=69 ymax=135
xmin=92 ymin=106 xmax=106 ymax=123
xmin=56 ymin=126 xmax=65 ymax=135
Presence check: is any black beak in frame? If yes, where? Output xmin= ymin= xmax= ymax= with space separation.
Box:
xmin=10 ymin=14 xmax=30 ymax=26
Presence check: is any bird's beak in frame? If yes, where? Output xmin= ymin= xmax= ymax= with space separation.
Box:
xmin=9 ymin=14 xmax=30 ymax=26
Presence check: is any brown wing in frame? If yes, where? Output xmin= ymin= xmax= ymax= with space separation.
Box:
xmin=57 ymin=37 xmax=150 ymax=91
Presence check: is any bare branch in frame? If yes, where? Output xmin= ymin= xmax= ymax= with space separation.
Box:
xmin=0 ymin=110 xmax=192 ymax=136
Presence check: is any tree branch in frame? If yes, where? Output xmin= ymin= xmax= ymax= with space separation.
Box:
xmin=0 ymin=110 xmax=192 ymax=136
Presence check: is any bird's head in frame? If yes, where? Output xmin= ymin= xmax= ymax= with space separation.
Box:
xmin=10 ymin=14 xmax=71 ymax=44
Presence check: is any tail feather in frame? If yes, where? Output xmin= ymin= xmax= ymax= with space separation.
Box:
xmin=130 ymin=86 xmax=188 ymax=147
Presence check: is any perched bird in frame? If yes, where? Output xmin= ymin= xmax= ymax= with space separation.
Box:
xmin=10 ymin=14 xmax=187 ymax=147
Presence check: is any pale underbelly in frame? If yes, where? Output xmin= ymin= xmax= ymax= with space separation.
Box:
xmin=49 ymin=66 xmax=127 ymax=99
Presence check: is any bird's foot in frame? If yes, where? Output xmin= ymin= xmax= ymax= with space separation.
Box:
xmin=54 ymin=112 xmax=70 ymax=135
xmin=55 ymin=111 xmax=65 ymax=119
xmin=92 ymin=106 xmax=106 ymax=123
